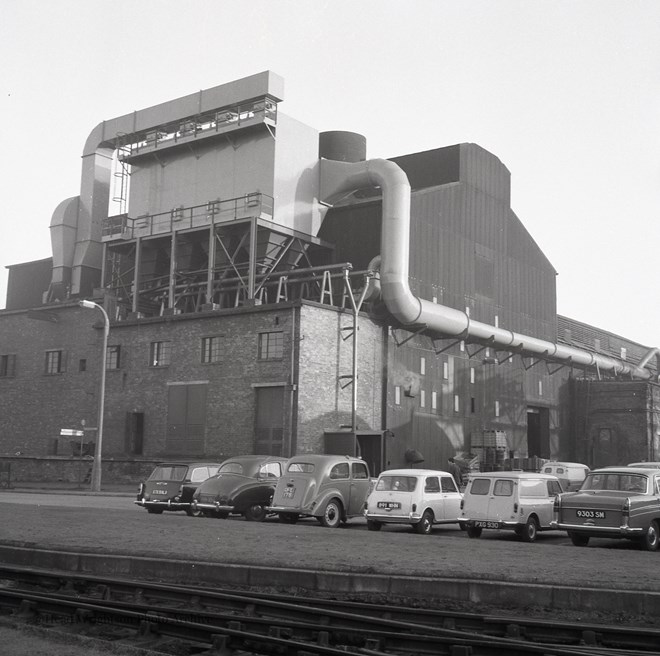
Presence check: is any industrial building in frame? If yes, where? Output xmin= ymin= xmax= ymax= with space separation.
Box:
xmin=1 ymin=71 xmax=658 ymax=483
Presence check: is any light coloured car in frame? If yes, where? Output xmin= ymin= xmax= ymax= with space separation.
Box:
xmin=364 ymin=468 xmax=462 ymax=535
xmin=552 ymin=466 xmax=660 ymax=550
xmin=540 ymin=461 xmax=589 ymax=491
xmin=269 ymin=454 xmax=371 ymax=528
xmin=460 ymin=470 xmax=564 ymax=542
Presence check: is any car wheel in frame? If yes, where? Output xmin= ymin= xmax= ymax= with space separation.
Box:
xmin=244 ymin=503 xmax=267 ymax=522
xmin=279 ymin=513 xmax=299 ymax=524
xmin=367 ymin=520 xmax=382 ymax=531
xmin=641 ymin=520 xmax=660 ymax=552
xmin=320 ymin=499 xmax=343 ymax=528
xmin=146 ymin=508 xmax=164 ymax=514
xmin=215 ymin=511 xmax=229 ymax=519
xmin=186 ymin=507 xmax=202 ymax=518
xmin=568 ymin=531 xmax=590 ymax=547
xmin=466 ymin=525 xmax=482 ymax=539
xmin=521 ymin=516 xmax=539 ymax=543
xmin=414 ymin=510 xmax=434 ymax=535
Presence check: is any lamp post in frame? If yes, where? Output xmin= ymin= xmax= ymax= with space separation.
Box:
xmin=79 ymin=300 xmax=109 ymax=492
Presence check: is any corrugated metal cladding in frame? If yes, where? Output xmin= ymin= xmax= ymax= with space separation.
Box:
xmin=5 ymin=258 xmax=54 ymax=310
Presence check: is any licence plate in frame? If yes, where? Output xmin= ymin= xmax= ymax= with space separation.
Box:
xmin=475 ymin=520 xmax=500 ymax=529
xmin=152 ymin=490 xmax=167 ymax=495
xmin=576 ymin=509 xmax=606 ymax=519
xmin=283 ymin=487 xmax=295 ymax=499
xmin=377 ymin=501 xmax=401 ymax=509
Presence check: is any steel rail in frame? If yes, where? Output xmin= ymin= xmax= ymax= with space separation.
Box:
xmin=0 ymin=565 xmax=658 ymax=654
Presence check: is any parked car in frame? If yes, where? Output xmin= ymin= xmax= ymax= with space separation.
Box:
xmin=551 ymin=466 xmax=660 ymax=550
xmin=135 ymin=462 xmax=223 ymax=515
xmin=628 ymin=462 xmax=660 ymax=468
xmin=364 ymin=468 xmax=462 ymax=534
xmin=269 ymin=454 xmax=371 ymax=528
xmin=540 ymin=461 xmax=590 ymax=491
xmin=459 ymin=470 xmax=564 ymax=542
xmin=191 ymin=455 xmax=289 ymax=521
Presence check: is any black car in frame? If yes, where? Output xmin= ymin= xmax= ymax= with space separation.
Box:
xmin=192 ymin=455 xmax=288 ymax=521
xmin=135 ymin=462 xmax=223 ymax=515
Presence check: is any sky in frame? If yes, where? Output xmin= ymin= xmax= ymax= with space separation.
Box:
xmin=1 ymin=1 xmax=659 ymax=346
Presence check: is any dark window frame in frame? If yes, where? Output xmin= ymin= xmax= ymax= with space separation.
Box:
xmin=258 ymin=331 xmax=284 ymax=361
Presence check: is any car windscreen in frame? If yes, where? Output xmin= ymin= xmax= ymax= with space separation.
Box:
xmin=218 ymin=462 xmax=245 ymax=475
xmin=581 ymin=472 xmax=647 ymax=493
xmin=287 ymin=462 xmax=315 ymax=473
xmin=375 ymin=476 xmax=417 ymax=492
xmin=148 ymin=465 xmax=187 ymax=481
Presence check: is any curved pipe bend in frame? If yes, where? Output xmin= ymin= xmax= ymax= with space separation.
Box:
xmin=320 ymin=158 xmax=658 ymax=381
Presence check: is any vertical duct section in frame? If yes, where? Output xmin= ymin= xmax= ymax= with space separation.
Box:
xmin=47 ymin=196 xmax=80 ymax=301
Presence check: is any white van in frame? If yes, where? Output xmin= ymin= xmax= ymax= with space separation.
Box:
xmin=540 ymin=461 xmax=589 ymax=491
xmin=459 ymin=471 xmax=563 ymax=542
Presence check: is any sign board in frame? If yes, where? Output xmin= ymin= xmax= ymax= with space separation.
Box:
xmin=60 ymin=429 xmax=84 ymax=437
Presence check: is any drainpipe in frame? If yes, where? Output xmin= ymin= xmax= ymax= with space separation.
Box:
xmin=320 ymin=158 xmax=659 ymax=381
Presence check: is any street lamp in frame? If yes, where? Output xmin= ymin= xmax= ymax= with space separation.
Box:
xmin=79 ymin=300 xmax=109 ymax=492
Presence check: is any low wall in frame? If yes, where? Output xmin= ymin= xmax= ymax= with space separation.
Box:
xmin=0 ymin=456 xmax=160 ymax=484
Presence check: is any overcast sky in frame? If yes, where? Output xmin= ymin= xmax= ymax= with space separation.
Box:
xmin=2 ymin=1 xmax=659 ymax=346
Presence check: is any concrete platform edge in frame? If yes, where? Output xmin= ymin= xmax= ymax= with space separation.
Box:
xmin=1 ymin=544 xmax=658 ymax=617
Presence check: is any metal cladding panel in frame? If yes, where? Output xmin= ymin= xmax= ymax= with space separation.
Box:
xmin=390 ymin=145 xmax=460 ymax=191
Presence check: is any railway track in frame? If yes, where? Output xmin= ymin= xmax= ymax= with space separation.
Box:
xmin=0 ymin=564 xmax=658 ymax=655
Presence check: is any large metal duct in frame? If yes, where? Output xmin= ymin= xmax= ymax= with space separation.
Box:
xmin=320 ymin=157 xmax=660 ymax=381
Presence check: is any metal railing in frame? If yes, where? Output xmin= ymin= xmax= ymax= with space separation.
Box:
xmin=102 ymin=193 xmax=274 ymax=240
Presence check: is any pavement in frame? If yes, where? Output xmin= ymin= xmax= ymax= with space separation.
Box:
xmin=1 ymin=481 xmax=136 ymax=496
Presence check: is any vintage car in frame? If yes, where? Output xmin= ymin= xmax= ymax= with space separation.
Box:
xmin=269 ymin=454 xmax=371 ymax=528
xmin=540 ymin=461 xmax=589 ymax=491
xmin=135 ymin=462 xmax=223 ymax=515
xmin=551 ymin=466 xmax=660 ymax=550
xmin=459 ymin=470 xmax=564 ymax=542
xmin=364 ymin=468 xmax=462 ymax=534
xmin=191 ymin=455 xmax=288 ymax=521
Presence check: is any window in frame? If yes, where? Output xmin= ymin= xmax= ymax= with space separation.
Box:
xmin=470 ymin=367 xmax=475 ymax=384
xmin=420 ymin=357 xmax=426 ymax=375
xmin=538 ymin=380 xmax=543 ymax=396
xmin=79 ymin=359 xmax=87 ymax=372
xmin=352 ymin=462 xmax=369 ymax=479
xmin=441 ymin=476 xmax=458 ymax=493
xmin=259 ymin=462 xmax=283 ymax=478
xmin=329 ymin=463 xmax=349 ymax=479
xmin=547 ymin=480 xmax=563 ymax=496
xmin=453 ymin=394 xmax=460 ymax=413
xmin=621 ymin=347 xmax=627 ymax=361
xmin=190 ymin=466 xmax=220 ymax=483
xmin=424 ymin=477 xmax=440 ymax=493
xmin=470 ymin=478 xmax=490 ymax=495
xmin=106 ymin=345 xmax=121 ymax=370
xmin=288 ymin=462 xmax=315 ymax=473
xmin=431 ymin=391 xmax=437 ymax=410
xmin=258 ymin=331 xmax=283 ymax=360
xmin=495 ymin=400 xmax=500 ymax=417
xmin=443 ymin=362 xmax=449 ymax=379
xmin=420 ymin=390 xmax=426 ymax=408
xmin=0 ymin=354 xmax=16 ymax=377
xmin=394 ymin=385 xmax=401 ymax=405
xmin=493 ymin=480 xmax=514 ymax=496
xmin=45 ymin=350 xmax=65 ymax=374
xmin=150 ymin=341 xmax=171 ymax=367
xmin=201 ymin=336 xmax=222 ymax=363
xmin=470 ymin=397 xmax=476 ymax=414
xmin=376 ymin=475 xmax=417 ymax=492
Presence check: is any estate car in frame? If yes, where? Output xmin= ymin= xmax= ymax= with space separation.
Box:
xmin=540 ymin=461 xmax=589 ymax=491
xmin=191 ymin=455 xmax=288 ymax=521
xmin=269 ymin=454 xmax=371 ymax=528
xmin=135 ymin=462 xmax=223 ymax=515
xmin=364 ymin=468 xmax=463 ymax=534
xmin=551 ymin=466 xmax=660 ymax=550
xmin=460 ymin=471 xmax=564 ymax=542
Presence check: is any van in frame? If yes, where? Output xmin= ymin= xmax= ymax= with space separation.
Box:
xmin=459 ymin=471 xmax=563 ymax=542
xmin=540 ymin=461 xmax=589 ymax=491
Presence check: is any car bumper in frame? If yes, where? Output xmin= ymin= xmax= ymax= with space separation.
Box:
xmin=134 ymin=499 xmax=190 ymax=511
xmin=365 ymin=511 xmax=421 ymax=523
xmin=551 ymin=521 xmax=643 ymax=536
xmin=462 ymin=519 xmax=520 ymax=530
xmin=192 ymin=501 xmax=235 ymax=513
xmin=269 ymin=505 xmax=309 ymax=515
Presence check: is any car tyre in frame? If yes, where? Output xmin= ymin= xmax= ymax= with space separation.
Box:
xmin=466 ymin=525 xmax=482 ymax=539
xmin=366 ymin=520 xmax=382 ymax=531
xmin=279 ymin=513 xmax=299 ymax=524
xmin=521 ymin=516 xmax=539 ymax=543
xmin=244 ymin=503 xmax=267 ymax=522
xmin=320 ymin=499 xmax=343 ymax=528
xmin=568 ymin=531 xmax=590 ymax=547
xmin=146 ymin=508 xmax=164 ymax=514
xmin=641 ymin=520 xmax=660 ymax=552
xmin=414 ymin=510 xmax=434 ymax=535
xmin=186 ymin=507 xmax=202 ymax=518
